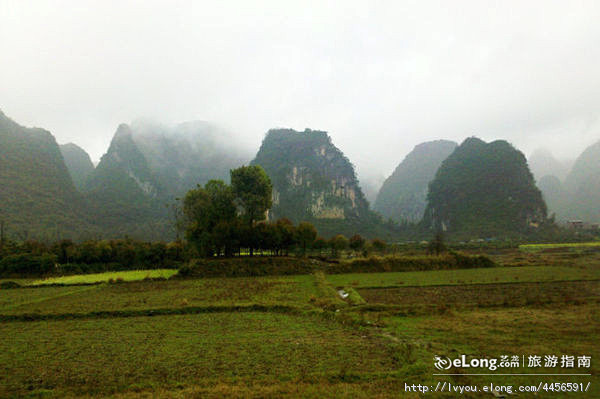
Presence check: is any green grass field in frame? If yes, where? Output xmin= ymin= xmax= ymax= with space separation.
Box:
xmin=325 ymin=264 xmax=599 ymax=288
xmin=0 ymin=312 xmax=400 ymax=398
xmin=29 ymin=269 xmax=178 ymax=286
xmin=0 ymin=285 xmax=98 ymax=312
xmin=1 ymin=250 xmax=598 ymax=397
xmin=0 ymin=275 xmax=318 ymax=316
xmin=358 ymin=280 xmax=599 ymax=309
xmin=519 ymin=241 xmax=600 ymax=252
xmin=377 ymin=304 xmax=599 ymax=397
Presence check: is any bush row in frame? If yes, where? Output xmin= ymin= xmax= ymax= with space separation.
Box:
xmin=0 ymin=252 xmax=182 ymax=277
xmin=1 ymin=239 xmax=186 ymax=269
xmin=178 ymin=257 xmax=327 ymax=278
xmin=177 ymin=252 xmax=495 ymax=278
xmin=327 ymin=253 xmax=495 ymax=274
xmin=0 ymin=253 xmax=57 ymax=275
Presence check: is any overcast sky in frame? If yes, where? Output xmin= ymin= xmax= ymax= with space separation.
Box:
xmin=1 ymin=0 xmax=599 ymax=180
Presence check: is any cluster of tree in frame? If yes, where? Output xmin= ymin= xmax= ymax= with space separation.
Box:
xmin=321 ymin=234 xmax=388 ymax=258
xmin=183 ymin=165 xmax=272 ymax=257
xmin=0 ymin=237 xmax=186 ymax=276
xmin=182 ymin=165 xmax=393 ymax=258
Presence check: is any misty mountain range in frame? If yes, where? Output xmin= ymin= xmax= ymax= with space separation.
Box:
xmin=1 ymin=108 xmax=598 ymax=241
xmin=535 ymin=141 xmax=600 ymax=224
xmin=374 ymin=140 xmax=458 ymax=223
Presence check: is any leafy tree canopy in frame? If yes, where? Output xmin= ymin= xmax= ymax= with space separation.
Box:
xmin=231 ymin=165 xmax=273 ymax=227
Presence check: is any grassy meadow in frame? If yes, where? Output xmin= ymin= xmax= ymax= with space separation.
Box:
xmin=519 ymin=241 xmax=600 ymax=252
xmin=0 ymin=247 xmax=598 ymax=397
xmin=29 ymin=269 xmax=179 ymax=286
xmin=325 ymin=264 xmax=599 ymax=288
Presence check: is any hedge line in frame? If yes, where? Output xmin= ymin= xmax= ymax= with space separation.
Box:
xmin=178 ymin=257 xmax=325 ymax=278
xmin=0 ymin=253 xmax=56 ymax=275
xmin=178 ymin=252 xmax=495 ymax=278
xmin=0 ymin=253 xmax=181 ymax=278
xmin=327 ymin=252 xmax=495 ymax=274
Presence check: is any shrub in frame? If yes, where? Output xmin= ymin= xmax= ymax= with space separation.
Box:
xmin=177 ymin=265 xmax=193 ymax=277
xmin=0 ymin=253 xmax=57 ymax=276
xmin=175 ymin=252 xmax=495 ymax=278
xmin=177 ymin=257 xmax=326 ymax=278
xmin=371 ymin=238 xmax=388 ymax=253
xmin=0 ymin=281 xmax=21 ymax=289
xmin=349 ymin=234 xmax=365 ymax=252
xmin=329 ymin=235 xmax=349 ymax=258
xmin=327 ymin=252 xmax=495 ymax=274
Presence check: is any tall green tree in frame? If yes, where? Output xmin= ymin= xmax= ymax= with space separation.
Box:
xmin=231 ymin=165 xmax=272 ymax=255
xmin=296 ymin=222 xmax=317 ymax=256
xmin=274 ymin=218 xmax=296 ymax=256
xmin=231 ymin=165 xmax=272 ymax=227
xmin=371 ymin=238 xmax=388 ymax=254
xmin=349 ymin=234 xmax=365 ymax=253
xmin=183 ymin=179 xmax=237 ymax=257
xmin=329 ymin=234 xmax=349 ymax=258
xmin=427 ymin=231 xmax=446 ymax=255
xmin=313 ymin=236 xmax=327 ymax=256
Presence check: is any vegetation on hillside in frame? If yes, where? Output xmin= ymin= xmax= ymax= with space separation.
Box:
xmin=0 ymin=109 xmax=96 ymax=241
xmin=83 ymin=124 xmax=171 ymax=240
xmin=422 ymin=137 xmax=548 ymax=238
xmin=81 ymin=121 xmax=252 ymax=240
xmin=3 ymin=108 xmax=596 ymax=242
xmin=251 ymin=129 xmax=391 ymax=237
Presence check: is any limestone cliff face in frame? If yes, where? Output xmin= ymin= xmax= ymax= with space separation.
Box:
xmin=251 ymin=128 xmax=369 ymax=223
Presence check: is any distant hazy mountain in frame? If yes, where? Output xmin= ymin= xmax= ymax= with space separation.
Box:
xmin=129 ymin=119 xmax=251 ymax=195
xmin=528 ymin=148 xmax=571 ymax=182
xmin=84 ymin=124 xmax=165 ymax=238
xmin=0 ymin=110 xmax=93 ymax=240
xmin=59 ymin=143 xmax=95 ymax=190
xmin=84 ymin=120 xmax=251 ymax=239
xmin=537 ymin=175 xmax=568 ymax=220
xmin=358 ymin=172 xmax=386 ymax=207
xmin=374 ymin=140 xmax=457 ymax=223
xmin=422 ymin=137 xmax=547 ymax=237
xmin=563 ymin=140 xmax=600 ymax=223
